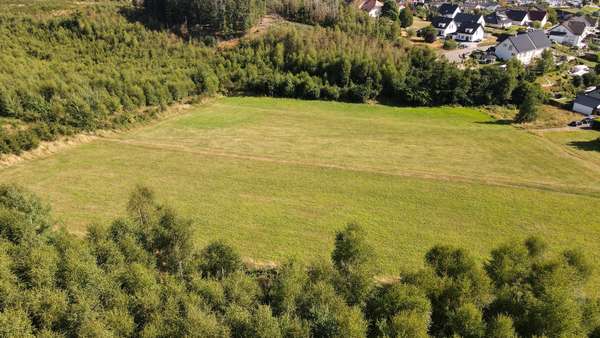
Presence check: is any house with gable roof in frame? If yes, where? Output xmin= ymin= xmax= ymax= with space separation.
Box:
xmin=431 ymin=16 xmax=458 ymax=37
xmin=549 ymin=16 xmax=597 ymax=47
xmin=494 ymin=30 xmax=551 ymax=65
xmin=438 ymin=3 xmax=461 ymax=18
xmin=453 ymin=22 xmax=485 ymax=41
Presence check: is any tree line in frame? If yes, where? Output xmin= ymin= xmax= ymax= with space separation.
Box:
xmin=218 ymin=26 xmax=543 ymax=116
xmin=0 ymin=184 xmax=598 ymax=337
xmin=0 ymin=5 xmax=544 ymax=158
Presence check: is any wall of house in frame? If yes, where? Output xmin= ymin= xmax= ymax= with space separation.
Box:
xmin=549 ymin=26 xmax=581 ymax=47
xmin=573 ymin=102 xmax=595 ymax=115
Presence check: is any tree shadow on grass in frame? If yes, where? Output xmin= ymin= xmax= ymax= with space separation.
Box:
xmin=475 ymin=119 xmax=514 ymax=125
xmin=569 ymin=139 xmax=600 ymax=152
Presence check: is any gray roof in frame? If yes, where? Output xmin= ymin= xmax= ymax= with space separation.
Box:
xmin=439 ymin=3 xmax=460 ymax=15
xmin=431 ymin=16 xmax=454 ymax=29
xmin=504 ymin=30 xmax=551 ymax=53
xmin=575 ymin=93 xmax=600 ymax=108
xmin=454 ymin=13 xmax=483 ymax=25
xmin=528 ymin=30 xmax=551 ymax=49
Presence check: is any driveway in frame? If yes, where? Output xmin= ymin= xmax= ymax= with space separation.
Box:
xmin=441 ymin=42 xmax=488 ymax=63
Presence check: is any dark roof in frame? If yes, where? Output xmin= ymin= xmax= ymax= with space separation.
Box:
xmin=438 ymin=3 xmax=460 ymax=15
xmin=431 ymin=16 xmax=454 ymax=29
xmin=454 ymin=13 xmax=483 ymax=24
xmin=575 ymin=92 xmax=600 ymax=108
xmin=564 ymin=20 xmax=587 ymax=35
xmin=506 ymin=9 xmax=528 ymax=22
xmin=484 ymin=13 xmax=510 ymax=25
xmin=456 ymin=22 xmax=483 ymax=34
xmin=504 ymin=30 xmax=550 ymax=53
xmin=570 ymin=15 xmax=596 ymax=27
xmin=586 ymin=88 xmax=600 ymax=99
xmin=528 ymin=10 xmax=547 ymax=22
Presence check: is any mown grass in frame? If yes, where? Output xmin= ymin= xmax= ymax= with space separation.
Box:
xmin=1 ymin=97 xmax=599 ymax=286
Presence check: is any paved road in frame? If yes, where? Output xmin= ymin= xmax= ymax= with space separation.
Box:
xmin=441 ymin=42 xmax=488 ymax=63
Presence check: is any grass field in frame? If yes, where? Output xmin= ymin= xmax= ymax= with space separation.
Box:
xmin=1 ymin=97 xmax=599 ymax=283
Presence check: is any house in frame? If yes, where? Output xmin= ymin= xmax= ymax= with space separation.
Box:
xmin=548 ymin=16 xmax=596 ymax=47
xmin=359 ymin=0 xmax=384 ymax=17
xmin=573 ymin=88 xmax=600 ymax=115
xmin=528 ymin=10 xmax=548 ymax=26
xmin=438 ymin=3 xmax=461 ymax=18
xmin=505 ymin=9 xmax=530 ymax=26
xmin=485 ymin=12 xmax=513 ymax=28
xmin=453 ymin=22 xmax=485 ymax=41
xmin=546 ymin=0 xmax=567 ymax=7
xmin=454 ymin=13 xmax=486 ymax=28
xmin=548 ymin=19 xmax=589 ymax=47
xmin=494 ymin=30 xmax=551 ymax=65
xmin=431 ymin=16 xmax=458 ymax=37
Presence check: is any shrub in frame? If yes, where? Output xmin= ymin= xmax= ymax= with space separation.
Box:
xmin=443 ymin=39 xmax=458 ymax=50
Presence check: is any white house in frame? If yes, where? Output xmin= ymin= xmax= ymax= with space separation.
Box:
xmin=453 ymin=23 xmax=485 ymax=41
xmin=359 ymin=0 xmax=384 ymax=17
xmin=494 ymin=30 xmax=551 ymax=65
xmin=528 ymin=10 xmax=548 ymax=27
xmin=484 ymin=12 xmax=512 ymax=28
xmin=549 ymin=20 xmax=588 ymax=47
xmin=505 ymin=9 xmax=530 ymax=26
xmin=438 ymin=3 xmax=461 ymax=18
xmin=573 ymin=88 xmax=600 ymax=115
xmin=431 ymin=16 xmax=457 ymax=37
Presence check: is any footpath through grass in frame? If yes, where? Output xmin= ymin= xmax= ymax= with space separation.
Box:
xmin=1 ymin=97 xmax=599 ymax=285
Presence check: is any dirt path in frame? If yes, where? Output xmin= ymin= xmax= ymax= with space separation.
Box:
xmin=218 ymin=15 xmax=285 ymax=49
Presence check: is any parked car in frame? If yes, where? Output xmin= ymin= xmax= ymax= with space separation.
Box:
xmin=569 ymin=120 xmax=582 ymax=127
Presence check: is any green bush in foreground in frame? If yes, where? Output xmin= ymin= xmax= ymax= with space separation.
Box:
xmin=0 ymin=184 xmax=597 ymax=337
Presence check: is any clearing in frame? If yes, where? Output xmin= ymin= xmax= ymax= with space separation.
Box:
xmin=1 ymin=97 xmax=599 ymax=284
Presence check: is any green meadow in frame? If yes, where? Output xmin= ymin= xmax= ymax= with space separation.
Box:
xmin=1 ymin=97 xmax=599 ymax=282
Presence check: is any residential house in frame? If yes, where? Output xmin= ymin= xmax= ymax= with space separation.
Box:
xmin=545 ymin=0 xmax=567 ymax=7
xmin=494 ymin=30 xmax=552 ymax=64
xmin=548 ymin=16 xmax=596 ymax=47
xmin=485 ymin=12 xmax=513 ymax=28
xmin=454 ymin=13 xmax=486 ymax=27
xmin=505 ymin=9 xmax=530 ymax=26
xmin=359 ymin=0 xmax=384 ymax=17
xmin=573 ymin=88 xmax=600 ymax=115
xmin=438 ymin=3 xmax=461 ymax=18
xmin=453 ymin=22 xmax=485 ymax=41
xmin=528 ymin=10 xmax=548 ymax=26
xmin=549 ymin=19 xmax=589 ymax=47
xmin=431 ymin=16 xmax=458 ymax=37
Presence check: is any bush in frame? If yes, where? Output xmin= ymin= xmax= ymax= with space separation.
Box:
xmin=422 ymin=26 xmax=438 ymax=43
xmin=443 ymin=39 xmax=458 ymax=50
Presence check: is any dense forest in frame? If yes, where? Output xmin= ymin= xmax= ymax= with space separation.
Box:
xmin=0 ymin=184 xmax=597 ymax=337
